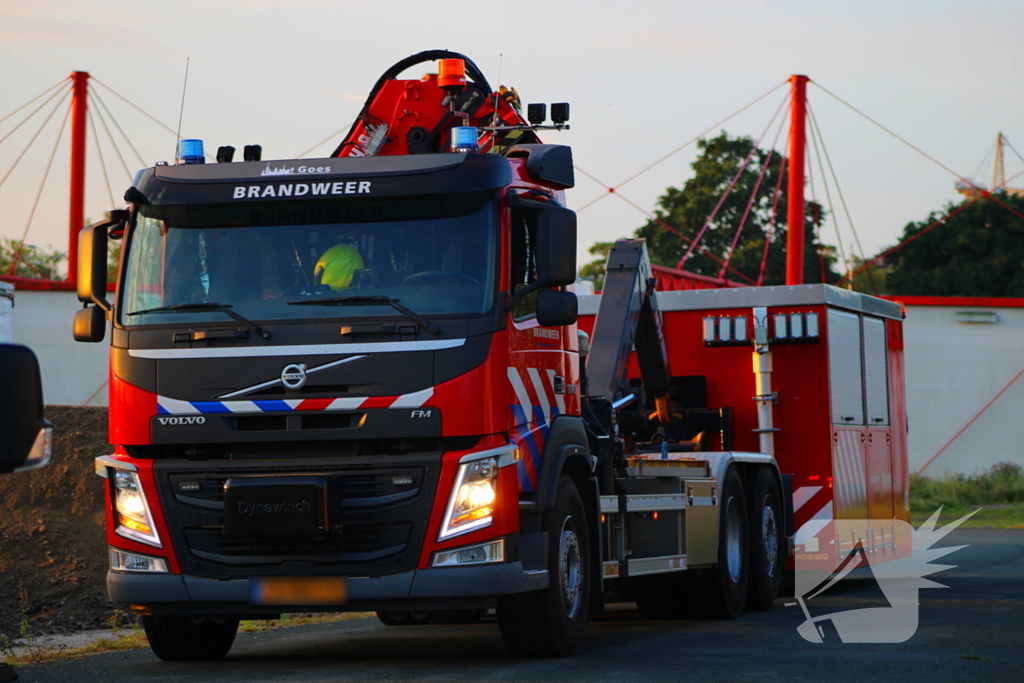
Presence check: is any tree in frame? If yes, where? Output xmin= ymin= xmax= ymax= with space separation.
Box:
xmin=578 ymin=241 xmax=615 ymax=289
xmin=593 ymin=132 xmax=841 ymax=285
xmin=0 ymin=218 xmax=121 ymax=284
xmin=875 ymin=194 xmax=1024 ymax=297
xmin=0 ymin=239 xmax=66 ymax=280
xmin=107 ymin=242 xmax=122 ymax=283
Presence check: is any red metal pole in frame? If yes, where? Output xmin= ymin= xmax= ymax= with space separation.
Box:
xmin=785 ymin=74 xmax=808 ymax=286
xmin=68 ymin=71 xmax=89 ymax=286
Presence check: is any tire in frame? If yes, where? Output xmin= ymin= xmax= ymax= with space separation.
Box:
xmin=498 ymin=476 xmax=590 ymax=657
xmin=142 ymin=614 xmax=239 ymax=661
xmin=693 ymin=467 xmax=749 ymax=619
xmin=376 ymin=611 xmax=430 ymax=626
xmin=746 ymin=467 xmax=784 ymax=611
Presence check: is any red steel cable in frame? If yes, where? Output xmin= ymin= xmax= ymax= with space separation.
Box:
xmin=91 ymin=89 xmax=147 ymax=170
xmin=834 ymin=197 xmax=981 ymax=285
xmin=89 ymin=92 xmax=132 ymax=179
xmin=0 ymin=82 xmax=70 ymax=149
xmin=810 ymin=80 xmax=974 ymax=187
xmin=575 ymin=80 xmax=789 ymax=213
xmin=916 ymin=364 xmax=1024 ymax=476
xmin=0 ymin=89 xmax=71 ymax=191
xmin=757 ymin=150 xmax=787 ymax=285
xmin=836 ymin=165 xmax=1024 ymax=285
xmin=87 ymin=104 xmax=116 ymax=208
xmin=679 ymin=93 xmax=789 ymax=269
xmin=803 ymin=124 xmax=832 ymax=285
xmin=717 ymin=108 xmax=789 ymax=278
xmin=7 ymin=102 xmax=72 ymax=275
xmin=93 ymin=78 xmax=213 ymax=160
xmin=594 ymin=185 xmax=758 ymax=284
xmin=0 ymin=77 xmax=69 ymax=127
xmin=298 ymin=122 xmax=355 ymax=158
xmin=807 ymin=101 xmax=876 ymax=291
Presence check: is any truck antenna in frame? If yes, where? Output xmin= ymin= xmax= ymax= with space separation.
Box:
xmin=491 ymin=53 xmax=503 ymax=128
xmin=174 ymin=57 xmax=191 ymax=158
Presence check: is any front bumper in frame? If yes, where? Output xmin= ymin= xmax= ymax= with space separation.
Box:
xmin=108 ymin=562 xmax=548 ymax=612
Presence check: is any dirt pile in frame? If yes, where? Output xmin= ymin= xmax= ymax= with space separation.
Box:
xmin=0 ymin=407 xmax=114 ymax=638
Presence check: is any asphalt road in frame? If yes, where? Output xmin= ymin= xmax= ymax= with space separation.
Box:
xmin=17 ymin=529 xmax=1024 ymax=683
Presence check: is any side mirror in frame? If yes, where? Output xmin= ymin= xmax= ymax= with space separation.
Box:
xmin=536 ymin=289 xmax=578 ymax=327
xmin=534 ymin=204 xmax=577 ymax=289
xmin=73 ymin=305 xmax=107 ymax=343
xmin=0 ymin=344 xmax=52 ymax=474
xmin=77 ymin=210 xmax=126 ymax=312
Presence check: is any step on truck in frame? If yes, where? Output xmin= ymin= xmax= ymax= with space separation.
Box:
xmin=74 ymin=50 xmax=908 ymax=660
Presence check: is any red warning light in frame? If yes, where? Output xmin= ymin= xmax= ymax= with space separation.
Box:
xmin=438 ymin=59 xmax=466 ymax=90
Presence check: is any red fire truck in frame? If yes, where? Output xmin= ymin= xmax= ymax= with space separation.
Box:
xmin=73 ymin=50 xmax=908 ymax=660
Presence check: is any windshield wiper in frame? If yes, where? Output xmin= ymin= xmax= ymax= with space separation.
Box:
xmin=287 ymin=296 xmax=441 ymax=336
xmin=126 ymin=303 xmax=271 ymax=340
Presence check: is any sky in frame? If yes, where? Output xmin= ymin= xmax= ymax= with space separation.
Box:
xmin=2 ymin=0 xmax=1023 ymax=274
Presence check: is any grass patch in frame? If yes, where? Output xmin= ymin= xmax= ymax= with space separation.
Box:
xmin=2 ymin=612 xmax=375 ymax=666
xmin=239 ymin=612 xmax=375 ymax=633
xmin=911 ymin=461 xmax=1024 ymax=529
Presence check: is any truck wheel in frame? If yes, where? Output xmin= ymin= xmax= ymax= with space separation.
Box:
xmin=694 ymin=467 xmax=748 ymax=619
xmin=498 ymin=475 xmax=590 ymax=657
xmin=746 ymin=468 xmax=783 ymax=611
xmin=142 ymin=614 xmax=239 ymax=661
xmin=376 ymin=610 xmax=430 ymax=626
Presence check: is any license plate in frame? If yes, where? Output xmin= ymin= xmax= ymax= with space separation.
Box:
xmin=222 ymin=475 xmax=328 ymax=538
xmin=250 ymin=576 xmax=348 ymax=606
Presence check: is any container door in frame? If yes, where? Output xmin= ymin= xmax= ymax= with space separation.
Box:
xmin=828 ymin=309 xmax=868 ymax=526
xmin=863 ymin=316 xmax=894 ymax=521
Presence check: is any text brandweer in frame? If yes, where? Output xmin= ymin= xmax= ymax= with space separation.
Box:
xmin=232 ymin=181 xmax=372 ymax=199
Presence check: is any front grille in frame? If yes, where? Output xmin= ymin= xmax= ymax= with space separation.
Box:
xmin=154 ymin=456 xmax=441 ymax=580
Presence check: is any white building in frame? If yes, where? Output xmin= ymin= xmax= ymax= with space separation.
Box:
xmin=896 ymin=296 xmax=1024 ymax=477
xmin=4 ymin=286 xmax=109 ymax=406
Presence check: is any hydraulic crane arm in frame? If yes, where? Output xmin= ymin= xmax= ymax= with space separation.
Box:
xmin=331 ymin=50 xmax=539 ymax=159
xmin=585 ymin=239 xmax=673 ymax=422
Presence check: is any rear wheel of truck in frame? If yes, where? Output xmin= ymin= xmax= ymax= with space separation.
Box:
xmin=746 ymin=467 xmax=783 ymax=611
xmin=498 ymin=475 xmax=590 ymax=657
xmin=693 ymin=467 xmax=749 ymax=619
xmin=142 ymin=614 xmax=239 ymax=661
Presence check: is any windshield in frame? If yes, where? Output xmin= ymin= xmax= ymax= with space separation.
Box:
xmin=119 ymin=193 xmax=497 ymax=327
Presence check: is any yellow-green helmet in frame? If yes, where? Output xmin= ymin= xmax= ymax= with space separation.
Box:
xmin=314 ymin=244 xmax=365 ymax=290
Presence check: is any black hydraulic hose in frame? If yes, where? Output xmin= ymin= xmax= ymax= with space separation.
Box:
xmin=332 ymin=50 xmax=492 ymax=157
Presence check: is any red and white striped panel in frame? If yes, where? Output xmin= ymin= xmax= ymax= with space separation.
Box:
xmin=507 ymin=366 xmax=563 ymax=426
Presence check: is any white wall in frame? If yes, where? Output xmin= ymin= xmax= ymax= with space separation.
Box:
xmin=10 ymin=290 xmax=109 ymax=406
xmin=903 ymin=303 xmax=1024 ymax=477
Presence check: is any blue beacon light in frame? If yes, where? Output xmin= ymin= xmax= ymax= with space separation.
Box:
xmin=176 ymin=139 xmax=206 ymax=165
xmin=450 ymin=127 xmax=479 ymax=153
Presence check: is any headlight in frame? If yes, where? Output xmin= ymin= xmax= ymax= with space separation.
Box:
xmin=110 ymin=548 xmax=168 ymax=573
xmin=432 ymin=539 xmax=505 ymax=567
xmin=439 ymin=457 xmax=498 ymax=540
xmin=113 ymin=469 xmax=161 ymax=547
